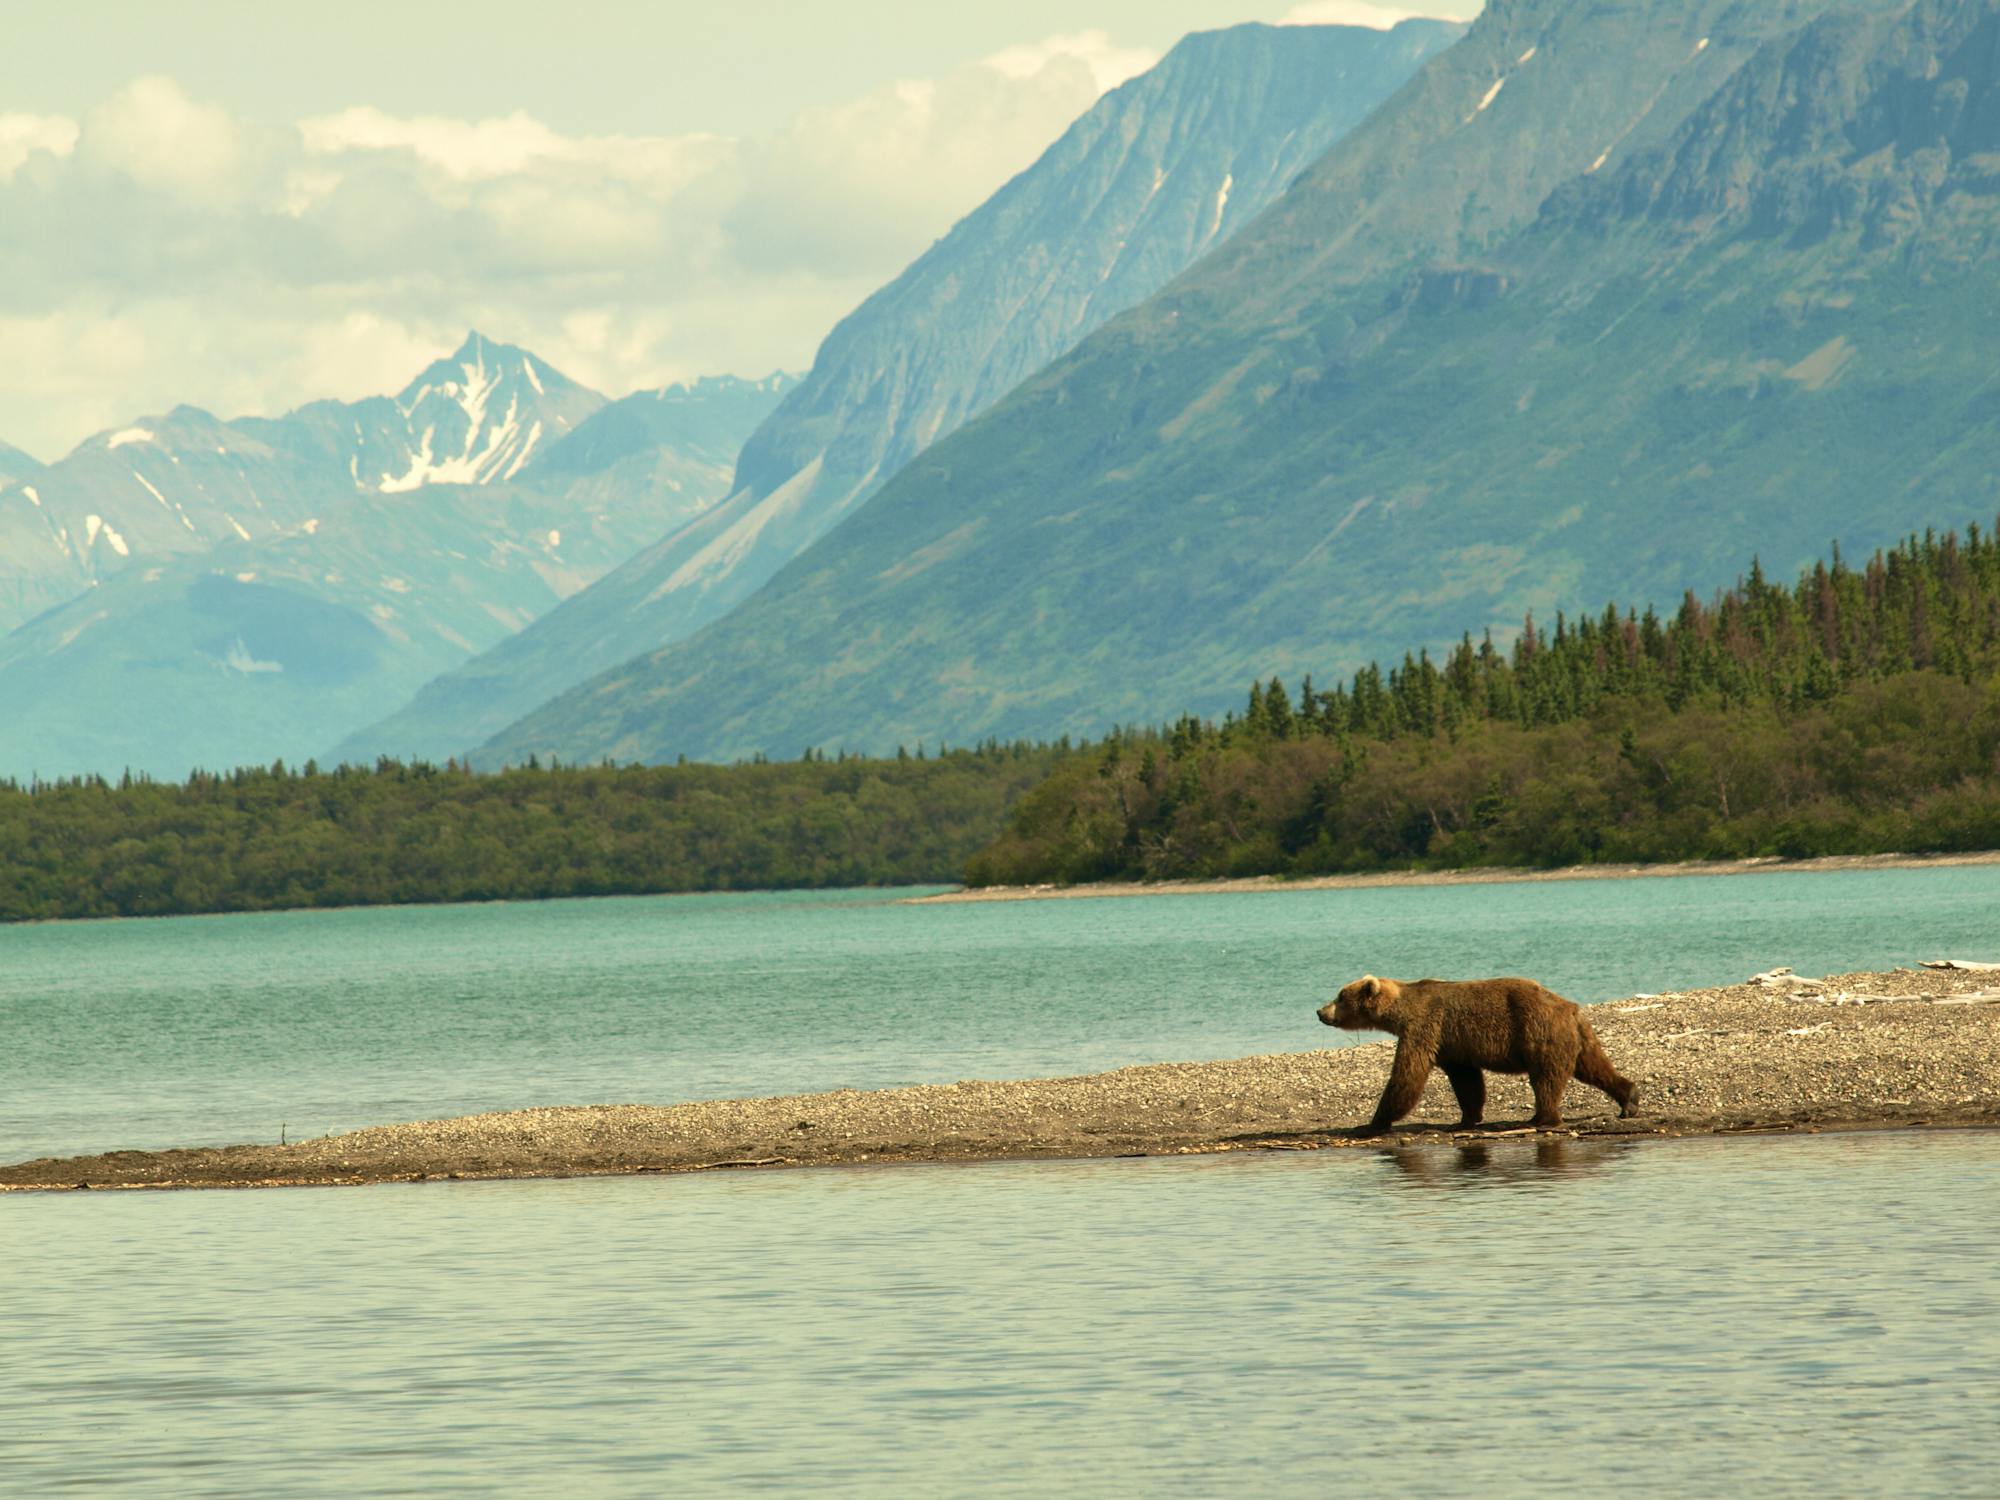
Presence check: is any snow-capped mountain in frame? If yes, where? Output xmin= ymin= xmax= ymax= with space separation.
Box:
xmin=1 ymin=405 xmax=342 ymax=632
xmin=0 ymin=334 xmax=606 ymax=635
xmin=0 ymin=347 xmax=794 ymax=781
xmin=230 ymin=332 xmax=605 ymax=497
xmin=338 ymin=332 xmax=603 ymax=492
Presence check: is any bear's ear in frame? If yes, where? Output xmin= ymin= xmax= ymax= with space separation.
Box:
xmin=1360 ymin=975 xmax=1380 ymax=998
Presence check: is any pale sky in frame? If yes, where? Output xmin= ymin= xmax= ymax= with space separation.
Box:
xmin=1 ymin=0 xmax=1479 ymax=461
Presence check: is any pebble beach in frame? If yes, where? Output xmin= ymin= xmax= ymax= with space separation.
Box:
xmin=6 ymin=962 xmax=1996 ymax=1192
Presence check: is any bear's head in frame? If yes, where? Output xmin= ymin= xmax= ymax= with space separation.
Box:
xmin=1319 ymin=974 xmax=1396 ymax=1029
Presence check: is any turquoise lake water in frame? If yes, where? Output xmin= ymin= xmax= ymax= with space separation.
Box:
xmin=6 ymin=864 xmax=2000 ymax=1165
xmin=5 ymin=1133 xmax=1997 ymax=1497
xmin=5 ymin=866 xmax=1999 ymax=1495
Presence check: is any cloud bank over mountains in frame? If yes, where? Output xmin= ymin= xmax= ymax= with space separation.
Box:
xmin=0 ymin=31 xmax=1158 ymax=461
xmin=1280 ymin=3 xmax=1444 ymax=24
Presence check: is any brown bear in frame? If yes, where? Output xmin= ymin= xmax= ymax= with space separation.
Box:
xmin=1318 ymin=974 xmax=1640 ymax=1134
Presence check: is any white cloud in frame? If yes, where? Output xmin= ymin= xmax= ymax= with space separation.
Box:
xmin=77 ymin=76 xmax=257 ymax=205
xmin=723 ymin=40 xmax=1120 ymax=276
xmin=0 ymin=309 xmax=160 ymax=459
xmin=1281 ymin=2 xmax=1463 ymax=26
xmin=0 ymin=113 xmax=79 ymax=180
xmin=297 ymin=106 xmax=720 ymax=191
xmin=0 ymin=34 xmax=1161 ymax=459
xmin=293 ymin=313 xmax=450 ymax=404
xmin=983 ymin=29 xmax=1159 ymax=94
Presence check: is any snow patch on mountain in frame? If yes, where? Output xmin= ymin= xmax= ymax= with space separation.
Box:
xmin=378 ymin=338 xmax=569 ymax=491
xmin=82 ymin=513 xmax=129 ymax=555
xmin=222 ymin=637 xmax=283 ymax=675
xmin=504 ymin=420 xmax=543 ymax=480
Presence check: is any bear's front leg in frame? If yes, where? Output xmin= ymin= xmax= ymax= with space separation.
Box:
xmin=1362 ymin=1037 xmax=1435 ymax=1134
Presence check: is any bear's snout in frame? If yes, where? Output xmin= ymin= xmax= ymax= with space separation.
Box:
xmin=1317 ymin=1002 xmax=1340 ymax=1027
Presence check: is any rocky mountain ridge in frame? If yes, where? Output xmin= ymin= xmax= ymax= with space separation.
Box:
xmin=0 ymin=333 xmax=608 ymax=636
xmin=334 ymin=19 xmax=1466 ymax=766
xmin=0 ymin=341 xmax=793 ymax=780
xmin=476 ymin=0 xmax=2000 ymax=768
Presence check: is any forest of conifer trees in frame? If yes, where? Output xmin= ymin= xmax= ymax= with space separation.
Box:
xmin=8 ymin=525 xmax=1999 ymax=920
xmin=966 ymin=523 xmax=2000 ymax=884
xmin=0 ymin=744 xmax=1065 ymax=922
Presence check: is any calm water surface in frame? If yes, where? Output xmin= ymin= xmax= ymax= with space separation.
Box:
xmin=5 ymin=1132 xmax=1997 ymax=1497
xmin=5 ymin=864 xmax=2000 ymax=1163
xmin=6 ymin=869 xmax=2000 ymax=1495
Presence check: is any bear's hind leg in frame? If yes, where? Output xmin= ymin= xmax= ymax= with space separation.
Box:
xmin=1528 ymin=1067 xmax=1567 ymax=1130
xmin=1444 ymin=1065 xmax=1485 ymax=1128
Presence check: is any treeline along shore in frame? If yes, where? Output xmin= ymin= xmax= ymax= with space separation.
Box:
xmin=0 ymin=745 xmax=1066 ymax=922
xmin=5 ymin=523 xmax=1999 ymax=922
xmin=969 ymin=523 xmax=2000 ymax=885
xmin=4 ymin=965 xmax=1995 ymax=1191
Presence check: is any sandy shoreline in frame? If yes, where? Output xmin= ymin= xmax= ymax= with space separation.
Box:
xmin=6 ymin=964 xmax=1997 ymax=1193
xmin=909 ymin=850 xmax=2000 ymax=903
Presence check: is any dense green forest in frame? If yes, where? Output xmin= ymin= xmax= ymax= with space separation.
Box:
xmin=11 ymin=523 xmax=2000 ymax=921
xmin=966 ymin=523 xmax=2000 ymax=885
xmin=0 ymin=744 xmax=1066 ymax=922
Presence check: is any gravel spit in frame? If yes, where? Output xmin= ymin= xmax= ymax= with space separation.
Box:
xmin=5 ymin=965 xmax=1996 ymax=1192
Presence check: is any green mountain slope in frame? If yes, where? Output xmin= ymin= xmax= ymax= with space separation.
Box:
xmin=480 ymin=0 xmax=1999 ymax=768
xmin=333 ymin=19 xmax=1463 ymax=768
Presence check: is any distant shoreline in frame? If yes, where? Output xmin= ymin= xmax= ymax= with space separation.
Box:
xmin=909 ymin=850 xmax=2000 ymax=903
xmin=6 ymin=964 xmax=1995 ymax=1193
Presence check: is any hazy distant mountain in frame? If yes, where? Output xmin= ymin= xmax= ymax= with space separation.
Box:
xmin=0 ymin=442 xmax=55 ymax=628
xmin=241 ymin=331 xmax=605 ymax=494
xmin=0 ymin=346 xmax=792 ymax=781
xmin=332 ymin=18 xmax=1464 ymax=766
xmin=479 ymin=0 xmax=2000 ymax=768
xmin=0 ymin=440 xmax=39 ymax=484
xmin=529 ymin=375 xmax=796 ymax=479
xmin=3 ymin=404 xmax=350 ymax=636
xmin=0 ymin=333 xmax=605 ymax=637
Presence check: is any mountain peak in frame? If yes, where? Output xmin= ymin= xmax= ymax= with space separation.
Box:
xmin=397 ymin=17 xmax=1461 ymax=768
xmin=474 ymin=0 xmax=1976 ymax=770
xmin=376 ymin=335 xmax=605 ymax=492
xmin=729 ymin=16 xmax=1464 ymax=513
xmin=0 ymin=438 xmax=45 ymax=481
xmin=396 ymin=332 xmax=571 ymax=409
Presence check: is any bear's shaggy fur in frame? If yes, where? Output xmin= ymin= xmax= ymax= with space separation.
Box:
xmin=1318 ymin=975 xmax=1640 ymax=1133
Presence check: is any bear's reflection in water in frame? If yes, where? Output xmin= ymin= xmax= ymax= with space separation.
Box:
xmin=1380 ymin=1136 xmax=1635 ymax=1186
